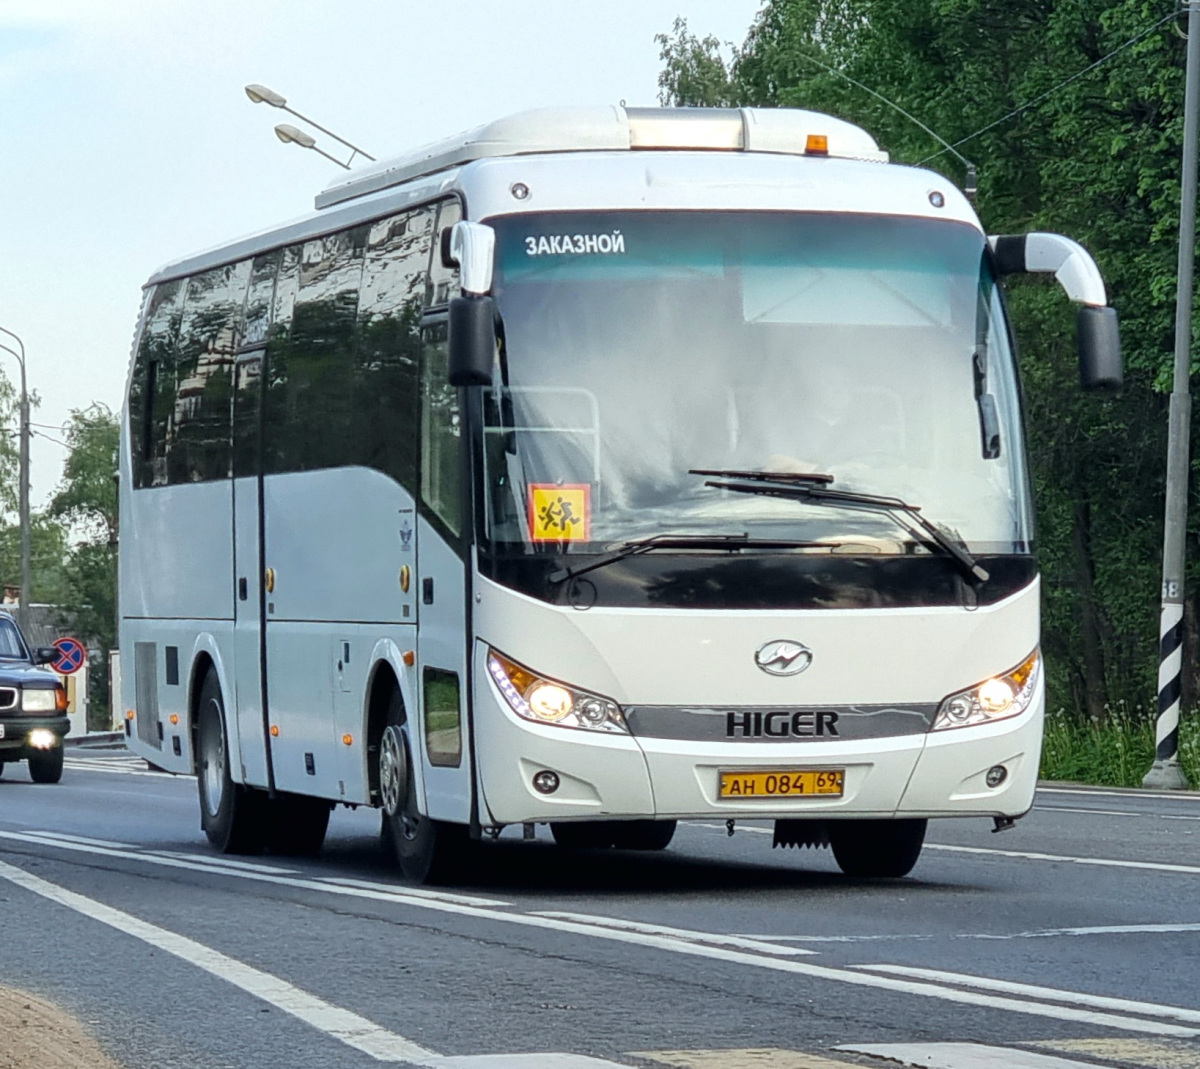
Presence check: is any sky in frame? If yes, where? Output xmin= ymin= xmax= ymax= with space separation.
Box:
xmin=0 ymin=0 xmax=763 ymax=507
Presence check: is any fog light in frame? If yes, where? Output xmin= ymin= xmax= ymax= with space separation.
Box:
xmin=28 ymin=729 xmax=56 ymax=750
xmin=532 ymin=770 xmax=560 ymax=795
xmin=986 ymin=765 xmax=1007 ymax=788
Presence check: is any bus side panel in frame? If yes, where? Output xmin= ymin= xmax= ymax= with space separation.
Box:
xmin=262 ymin=467 xmax=417 ymax=800
xmin=120 ymin=483 xmax=235 ymax=623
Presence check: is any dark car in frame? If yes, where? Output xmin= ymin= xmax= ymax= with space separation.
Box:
xmin=0 ymin=613 xmax=69 ymax=784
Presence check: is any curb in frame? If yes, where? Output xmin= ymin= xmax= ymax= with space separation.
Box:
xmin=64 ymin=731 xmax=125 ymax=749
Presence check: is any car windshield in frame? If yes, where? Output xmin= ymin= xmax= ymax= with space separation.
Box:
xmin=0 ymin=617 xmax=27 ymax=658
xmin=483 ymin=210 xmax=1032 ymax=557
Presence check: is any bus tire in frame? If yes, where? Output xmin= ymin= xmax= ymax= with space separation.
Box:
xmin=267 ymin=794 xmax=332 ymax=857
xmin=28 ymin=746 xmax=63 ymax=784
xmin=378 ymin=690 xmax=469 ymax=884
xmin=610 ymin=820 xmax=676 ymax=851
xmin=550 ymin=822 xmax=616 ymax=849
xmin=829 ymin=818 xmax=926 ymax=878
xmin=196 ymin=670 xmax=266 ymax=855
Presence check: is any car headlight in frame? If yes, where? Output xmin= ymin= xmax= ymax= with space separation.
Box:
xmin=22 ymin=688 xmax=60 ymax=713
xmin=487 ymin=649 xmax=627 ymax=734
xmin=933 ymin=649 xmax=1040 ymax=731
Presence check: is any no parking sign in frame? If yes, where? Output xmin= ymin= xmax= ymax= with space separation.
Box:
xmin=51 ymin=637 xmax=86 ymax=675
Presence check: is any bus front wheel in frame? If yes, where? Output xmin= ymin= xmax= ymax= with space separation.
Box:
xmin=378 ymin=694 xmax=469 ymax=884
xmin=196 ymin=670 xmax=266 ymax=854
xmin=829 ymin=818 xmax=926 ymax=878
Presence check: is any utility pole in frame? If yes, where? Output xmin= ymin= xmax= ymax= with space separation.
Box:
xmin=0 ymin=329 xmax=30 ymax=636
xmin=1146 ymin=0 xmax=1200 ymax=790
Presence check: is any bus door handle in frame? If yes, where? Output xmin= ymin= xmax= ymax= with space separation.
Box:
xmin=265 ymin=567 xmax=276 ymax=593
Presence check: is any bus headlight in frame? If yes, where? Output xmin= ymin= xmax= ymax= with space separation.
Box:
xmin=487 ymin=649 xmax=627 ymax=734
xmin=933 ymin=649 xmax=1040 ymax=731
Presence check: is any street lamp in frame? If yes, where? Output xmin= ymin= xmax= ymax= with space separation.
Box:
xmin=0 ymin=328 xmax=30 ymax=635
xmin=245 ymin=83 xmax=376 ymax=168
xmin=274 ymin=123 xmax=351 ymax=171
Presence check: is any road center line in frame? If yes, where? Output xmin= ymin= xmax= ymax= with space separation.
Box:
xmin=0 ymin=858 xmax=440 ymax=1064
xmin=1 ymin=829 xmax=1196 ymax=1038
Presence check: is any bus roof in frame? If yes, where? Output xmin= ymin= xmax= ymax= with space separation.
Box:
xmin=314 ymin=106 xmax=888 ymax=210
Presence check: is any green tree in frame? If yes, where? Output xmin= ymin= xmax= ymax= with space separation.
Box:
xmin=659 ymin=2 xmax=1193 ymax=721
xmin=49 ymin=404 xmax=119 ymax=728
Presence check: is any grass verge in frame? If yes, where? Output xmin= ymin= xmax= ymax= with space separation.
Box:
xmin=1040 ymin=706 xmax=1200 ymax=788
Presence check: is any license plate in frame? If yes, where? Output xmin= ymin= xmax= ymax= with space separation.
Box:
xmin=719 ymin=769 xmax=844 ymax=799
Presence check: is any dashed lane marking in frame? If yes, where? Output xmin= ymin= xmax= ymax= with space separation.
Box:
xmin=1033 ymin=1038 xmax=1200 ymax=1069
xmin=838 ymin=1043 xmax=1107 ymax=1068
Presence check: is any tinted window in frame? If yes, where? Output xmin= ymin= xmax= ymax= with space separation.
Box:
xmin=420 ymin=321 xmax=461 ymax=536
xmin=170 ymin=261 xmax=250 ymax=483
xmin=131 ymin=280 xmax=185 ymax=489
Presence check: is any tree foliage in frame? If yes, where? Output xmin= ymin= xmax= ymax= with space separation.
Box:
xmin=49 ymin=405 xmax=119 ymax=727
xmin=659 ymin=2 xmax=1196 ymax=720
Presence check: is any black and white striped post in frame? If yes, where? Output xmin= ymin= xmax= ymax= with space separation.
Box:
xmin=1145 ymin=1 xmax=1200 ymax=791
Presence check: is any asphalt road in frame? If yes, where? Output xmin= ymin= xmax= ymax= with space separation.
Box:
xmin=0 ymin=748 xmax=1198 ymax=1069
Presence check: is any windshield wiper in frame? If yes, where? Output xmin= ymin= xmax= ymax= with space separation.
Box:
xmin=546 ymin=532 xmax=840 ymax=585
xmin=701 ymin=478 xmax=990 ymax=583
xmin=689 ymin=468 xmax=835 ymax=487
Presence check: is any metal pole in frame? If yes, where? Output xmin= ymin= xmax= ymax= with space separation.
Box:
xmin=0 ymin=329 xmax=29 ymax=635
xmin=1146 ymin=1 xmax=1200 ymax=790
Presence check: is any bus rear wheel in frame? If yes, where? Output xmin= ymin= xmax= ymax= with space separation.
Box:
xmin=829 ymin=818 xmax=926 ymax=878
xmin=378 ymin=694 xmax=469 ymax=884
xmin=196 ymin=670 xmax=266 ymax=855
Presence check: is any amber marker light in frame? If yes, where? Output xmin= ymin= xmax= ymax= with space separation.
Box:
xmin=270 ymin=725 xmax=280 ymax=737
xmin=402 ymin=650 xmax=415 ymax=666
xmin=55 ymin=688 xmax=68 ymax=712
xmin=125 ymin=710 xmax=135 ymax=720
xmin=805 ymin=133 xmax=829 ymax=155
xmin=169 ymin=714 xmax=180 ymax=725
xmin=342 ymin=734 xmax=353 ymax=746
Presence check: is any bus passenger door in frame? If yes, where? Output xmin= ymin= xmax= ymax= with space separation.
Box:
xmin=416 ymin=320 xmax=473 ymax=824
xmin=231 ymin=350 xmax=270 ymax=788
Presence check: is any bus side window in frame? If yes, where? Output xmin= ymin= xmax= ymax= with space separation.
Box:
xmin=420 ymin=321 xmax=461 ymax=537
xmin=130 ymin=280 xmax=185 ymax=489
xmin=171 ymin=260 xmax=251 ymax=484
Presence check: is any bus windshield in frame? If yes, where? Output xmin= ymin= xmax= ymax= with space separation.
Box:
xmin=483 ymin=211 xmax=1032 ymax=557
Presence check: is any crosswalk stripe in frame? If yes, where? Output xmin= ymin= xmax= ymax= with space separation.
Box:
xmin=838 ymin=1042 xmax=1106 ymax=1068
xmin=631 ymin=1051 xmax=861 ymax=1068
xmin=1033 ymin=1038 xmax=1200 ymax=1069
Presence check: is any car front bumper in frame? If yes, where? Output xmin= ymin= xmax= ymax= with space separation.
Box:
xmin=0 ymin=715 xmax=70 ymax=760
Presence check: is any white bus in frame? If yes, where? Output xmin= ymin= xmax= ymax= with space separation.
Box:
xmin=119 ymin=106 xmax=1121 ymax=882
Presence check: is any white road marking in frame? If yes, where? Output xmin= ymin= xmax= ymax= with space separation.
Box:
xmin=151 ymin=850 xmax=301 ymax=875
xmin=31 ymin=831 xmax=137 ymax=850
xmin=0 ymin=858 xmax=440 ymax=1064
xmin=852 ymin=964 xmax=1200 ymax=1025
xmin=976 ymin=922 xmax=1200 ymax=941
xmin=1035 ymin=805 xmax=1200 ymax=822
xmin=923 ymin=843 xmax=1200 ymax=876
xmin=2 ymin=829 xmax=1197 ymax=1038
xmin=838 ymin=1042 xmax=1106 ymax=1068
xmin=62 ymin=756 xmax=174 ymax=779
xmin=532 ymin=912 xmax=817 ymax=956
xmin=1037 ymin=786 xmax=1200 ymax=802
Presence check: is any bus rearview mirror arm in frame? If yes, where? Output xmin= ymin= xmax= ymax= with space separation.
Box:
xmin=989 ymin=232 xmax=1122 ymax=391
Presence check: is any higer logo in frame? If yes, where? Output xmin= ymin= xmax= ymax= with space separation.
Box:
xmin=754 ymin=639 xmax=812 ymax=676
xmin=726 ymin=710 xmax=840 ymax=738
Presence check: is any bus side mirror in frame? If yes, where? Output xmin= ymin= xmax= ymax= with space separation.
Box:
xmin=1077 ymin=306 xmax=1122 ymax=390
xmin=448 ymin=295 xmax=496 ymax=387
xmin=990 ymin=232 xmax=1123 ymax=391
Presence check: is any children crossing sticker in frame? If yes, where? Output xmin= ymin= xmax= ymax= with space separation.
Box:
xmin=528 ymin=484 xmax=591 ymax=543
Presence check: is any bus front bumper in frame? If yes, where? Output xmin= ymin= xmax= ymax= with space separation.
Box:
xmin=474 ymin=665 xmax=1043 ymax=827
